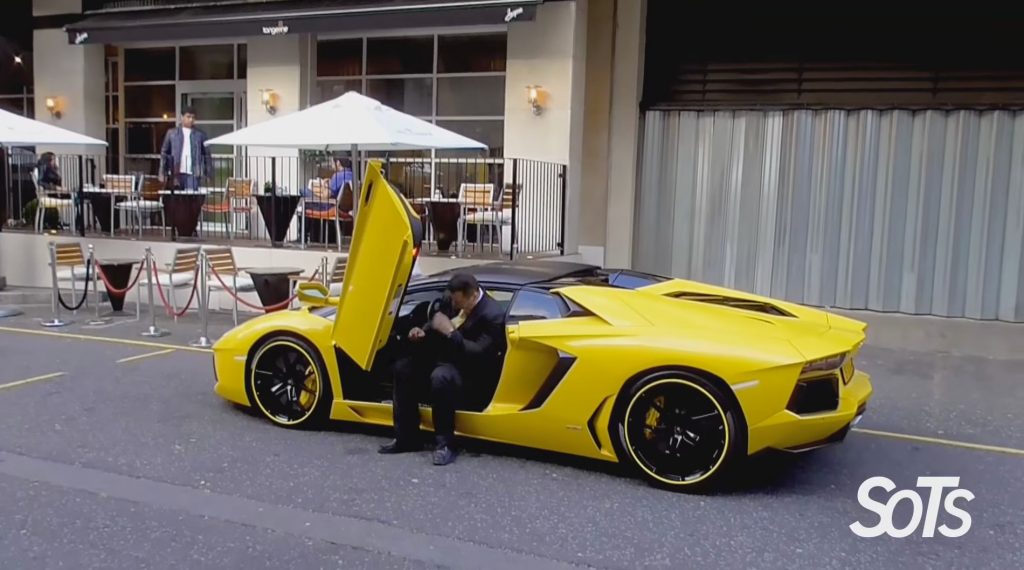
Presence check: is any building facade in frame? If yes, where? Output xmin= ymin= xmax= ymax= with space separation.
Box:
xmin=633 ymin=2 xmax=1024 ymax=323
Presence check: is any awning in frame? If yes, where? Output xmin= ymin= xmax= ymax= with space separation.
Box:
xmin=65 ymin=0 xmax=541 ymax=45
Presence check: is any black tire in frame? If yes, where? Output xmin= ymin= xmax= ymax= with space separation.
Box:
xmin=610 ymin=370 xmax=743 ymax=493
xmin=245 ymin=335 xmax=333 ymax=429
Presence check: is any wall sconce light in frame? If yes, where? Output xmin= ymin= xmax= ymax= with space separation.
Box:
xmin=45 ymin=97 xmax=62 ymax=119
xmin=260 ymin=89 xmax=277 ymax=115
xmin=526 ymin=85 xmax=543 ymax=115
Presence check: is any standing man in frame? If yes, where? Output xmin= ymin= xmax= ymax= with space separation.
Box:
xmin=379 ymin=273 xmax=506 ymax=466
xmin=159 ymin=106 xmax=213 ymax=191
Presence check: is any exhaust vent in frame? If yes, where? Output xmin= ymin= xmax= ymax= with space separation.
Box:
xmin=668 ymin=292 xmax=795 ymax=317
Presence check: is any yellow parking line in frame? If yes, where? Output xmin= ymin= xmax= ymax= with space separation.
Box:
xmin=854 ymin=428 xmax=1024 ymax=457
xmin=0 ymin=325 xmax=211 ymax=354
xmin=116 ymin=349 xmax=176 ymax=364
xmin=0 ymin=372 xmax=66 ymax=392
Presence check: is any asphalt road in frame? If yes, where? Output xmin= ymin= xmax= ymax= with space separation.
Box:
xmin=0 ymin=326 xmax=1021 ymax=569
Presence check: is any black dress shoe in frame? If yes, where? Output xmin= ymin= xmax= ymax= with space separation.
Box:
xmin=432 ymin=445 xmax=457 ymax=466
xmin=378 ymin=439 xmax=421 ymax=454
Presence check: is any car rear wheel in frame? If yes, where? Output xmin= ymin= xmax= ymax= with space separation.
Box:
xmin=612 ymin=371 xmax=741 ymax=493
xmin=246 ymin=335 xmax=332 ymax=428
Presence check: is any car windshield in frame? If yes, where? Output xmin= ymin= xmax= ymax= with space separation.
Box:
xmin=541 ymin=269 xmax=669 ymax=290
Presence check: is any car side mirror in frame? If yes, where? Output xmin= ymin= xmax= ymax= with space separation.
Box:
xmin=296 ymin=282 xmax=335 ymax=307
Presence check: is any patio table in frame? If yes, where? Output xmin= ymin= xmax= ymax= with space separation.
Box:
xmin=255 ymin=194 xmax=302 ymax=247
xmin=243 ymin=266 xmax=304 ymax=313
xmin=96 ymin=257 xmax=140 ymax=312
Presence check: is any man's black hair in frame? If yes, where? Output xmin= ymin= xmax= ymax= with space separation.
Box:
xmin=446 ymin=273 xmax=478 ymax=295
xmin=182 ymin=106 xmax=197 ymax=116
xmin=334 ymin=156 xmax=352 ymax=168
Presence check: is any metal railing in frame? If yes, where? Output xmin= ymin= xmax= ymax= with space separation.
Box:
xmin=2 ymin=152 xmax=566 ymax=261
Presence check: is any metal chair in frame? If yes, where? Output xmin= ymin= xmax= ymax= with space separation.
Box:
xmin=204 ymin=246 xmax=256 ymax=325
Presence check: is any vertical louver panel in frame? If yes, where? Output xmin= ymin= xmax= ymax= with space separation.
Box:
xmin=636 ymin=109 xmax=1024 ymax=322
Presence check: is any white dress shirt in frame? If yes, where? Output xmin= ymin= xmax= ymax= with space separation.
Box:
xmin=180 ymin=127 xmax=193 ymax=175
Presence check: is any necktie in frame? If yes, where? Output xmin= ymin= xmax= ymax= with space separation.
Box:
xmin=451 ymin=310 xmax=467 ymax=329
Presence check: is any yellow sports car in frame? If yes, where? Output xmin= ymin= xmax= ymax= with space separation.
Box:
xmin=212 ymin=161 xmax=873 ymax=492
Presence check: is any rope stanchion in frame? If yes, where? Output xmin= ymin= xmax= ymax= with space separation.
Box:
xmin=41 ymin=242 xmax=70 ymax=328
xmin=141 ymin=247 xmax=169 ymax=338
xmin=189 ymin=250 xmax=213 ymax=348
xmin=86 ymin=244 xmax=109 ymax=325
xmin=208 ymin=264 xmax=321 ymax=312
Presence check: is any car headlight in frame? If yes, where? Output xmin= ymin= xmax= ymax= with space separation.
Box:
xmin=800 ymin=353 xmax=848 ymax=378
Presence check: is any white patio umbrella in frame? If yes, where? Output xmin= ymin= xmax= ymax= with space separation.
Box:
xmin=206 ymin=91 xmax=487 ymax=152
xmin=205 ymin=91 xmax=488 ymax=210
xmin=0 ymin=109 xmax=108 ymax=317
xmin=0 ymin=108 xmax=107 ymax=146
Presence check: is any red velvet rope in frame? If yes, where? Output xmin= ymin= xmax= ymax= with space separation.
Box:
xmin=95 ymin=260 xmax=146 ymax=295
xmin=207 ymin=264 xmax=321 ymax=311
xmin=150 ymin=258 xmax=200 ymax=318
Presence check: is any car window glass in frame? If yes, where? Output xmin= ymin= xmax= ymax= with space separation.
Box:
xmin=485 ymin=288 xmax=516 ymax=313
xmin=399 ymin=288 xmax=444 ymax=318
xmin=508 ymin=289 xmax=566 ymax=322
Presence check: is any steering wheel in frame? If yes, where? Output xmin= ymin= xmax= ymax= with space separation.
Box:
xmin=428 ymin=292 xmax=453 ymax=321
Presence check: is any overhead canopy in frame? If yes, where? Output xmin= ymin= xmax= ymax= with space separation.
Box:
xmin=205 ymin=91 xmax=487 ymax=151
xmin=65 ymin=0 xmax=540 ymax=45
xmin=0 ymin=108 xmax=107 ymax=147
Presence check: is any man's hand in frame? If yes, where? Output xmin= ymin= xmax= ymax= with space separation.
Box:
xmin=408 ymin=327 xmax=426 ymax=342
xmin=432 ymin=312 xmax=455 ymax=336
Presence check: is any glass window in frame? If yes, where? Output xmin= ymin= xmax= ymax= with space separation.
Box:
xmin=317 ymin=38 xmax=362 ymax=77
xmin=126 ymin=122 xmax=173 ymax=155
xmin=105 ymin=128 xmax=120 ymax=174
xmin=179 ymin=45 xmax=235 ymax=80
xmin=367 ymin=78 xmax=432 ymax=116
xmin=125 ymin=85 xmax=176 ymax=119
xmin=200 ymin=123 xmax=237 ymax=155
xmin=183 ymin=94 xmax=235 ymax=121
xmin=124 ymin=47 xmax=175 ymax=82
xmin=124 ymin=156 xmax=159 ymax=176
xmin=237 ymin=44 xmax=247 ymax=79
xmin=438 ymin=34 xmax=506 ymax=73
xmin=508 ymin=290 xmax=567 ymax=322
xmin=106 ymin=95 xmax=120 ymax=125
xmin=437 ymin=76 xmax=505 ymax=117
xmin=366 ymin=37 xmax=433 ymax=75
xmin=316 ymin=78 xmax=363 ymax=104
xmin=436 ymin=120 xmax=503 ymax=157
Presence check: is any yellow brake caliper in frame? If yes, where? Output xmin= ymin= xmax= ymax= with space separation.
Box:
xmin=643 ymin=395 xmax=664 ymax=440
xmin=299 ymin=366 xmax=318 ymax=410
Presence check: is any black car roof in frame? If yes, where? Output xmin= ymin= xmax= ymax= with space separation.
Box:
xmin=417 ymin=260 xmax=602 ymax=287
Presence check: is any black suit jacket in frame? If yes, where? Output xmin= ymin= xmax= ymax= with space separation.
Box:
xmin=423 ymin=291 xmax=507 ymax=378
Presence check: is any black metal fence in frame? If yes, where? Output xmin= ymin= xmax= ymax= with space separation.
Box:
xmin=2 ymin=150 xmax=566 ymax=260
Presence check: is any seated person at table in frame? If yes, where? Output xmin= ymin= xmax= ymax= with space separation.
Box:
xmin=35 ymin=152 xmax=63 ymax=191
xmin=303 ymin=157 xmax=353 ymax=213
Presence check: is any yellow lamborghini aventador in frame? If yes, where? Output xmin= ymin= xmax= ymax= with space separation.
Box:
xmin=212 ymin=161 xmax=873 ymax=492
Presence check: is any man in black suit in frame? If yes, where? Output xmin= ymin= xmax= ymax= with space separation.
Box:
xmin=379 ymin=273 xmax=507 ymax=466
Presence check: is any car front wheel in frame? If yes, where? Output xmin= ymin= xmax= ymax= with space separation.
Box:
xmin=246 ymin=335 xmax=332 ymax=428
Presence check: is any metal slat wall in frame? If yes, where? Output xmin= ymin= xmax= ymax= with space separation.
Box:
xmin=635 ymin=109 xmax=1024 ymax=322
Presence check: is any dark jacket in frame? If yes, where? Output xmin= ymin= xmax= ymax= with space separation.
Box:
xmin=159 ymin=126 xmax=214 ymax=179
xmin=36 ymin=164 xmax=62 ymax=190
xmin=424 ymin=291 xmax=507 ymax=378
